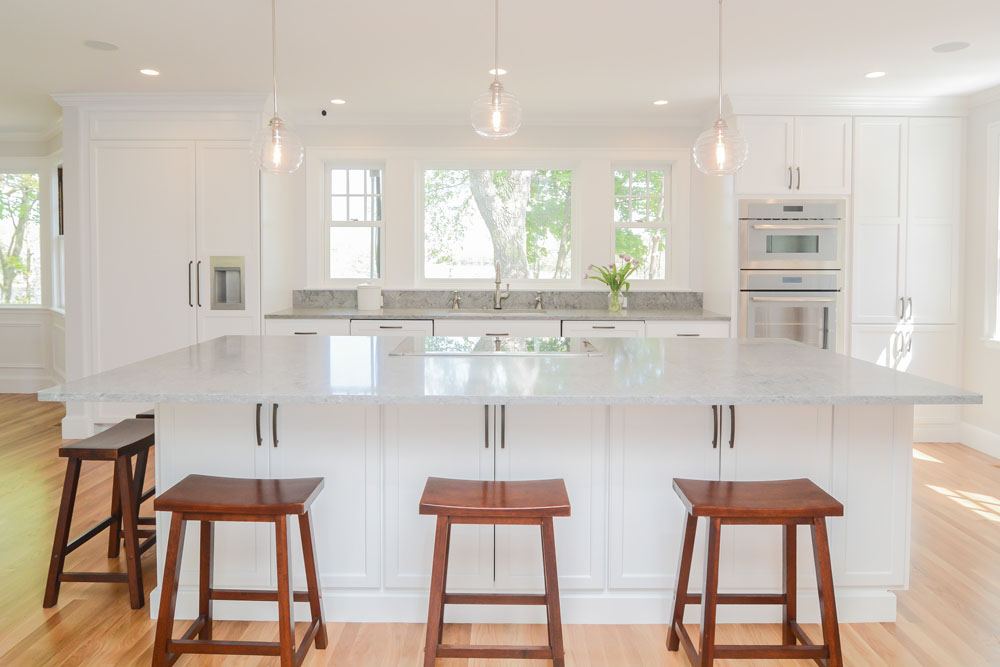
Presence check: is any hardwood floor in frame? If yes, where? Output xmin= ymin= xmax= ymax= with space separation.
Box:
xmin=1 ymin=394 xmax=998 ymax=665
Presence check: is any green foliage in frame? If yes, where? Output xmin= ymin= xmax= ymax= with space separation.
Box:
xmin=0 ymin=173 xmax=41 ymax=304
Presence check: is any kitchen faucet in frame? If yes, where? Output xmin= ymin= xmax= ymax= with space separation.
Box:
xmin=493 ymin=261 xmax=510 ymax=310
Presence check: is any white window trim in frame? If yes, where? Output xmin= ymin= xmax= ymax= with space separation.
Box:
xmin=0 ymin=157 xmax=53 ymax=308
xmin=985 ymin=121 xmax=1000 ymax=340
xmin=610 ymin=163 xmax=680 ymax=287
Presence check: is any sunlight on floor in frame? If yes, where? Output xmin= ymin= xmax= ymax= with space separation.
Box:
xmin=913 ymin=448 xmax=941 ymax=463
xmin=925 ymin=484 xmax=1000 ymax=522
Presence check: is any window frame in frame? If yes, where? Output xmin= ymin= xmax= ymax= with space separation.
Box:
xmin=415 ymin=159 xmax=582 ymax=289
xmin=985 ymin=121 xmax=1000 ymax=342
xmin=0 ymin=162 xmax=48 ymax=308
xmin=610 ymin=162 xmax=683 ymax=288
xmin=321 ymin=160 xmax=386 ymax=287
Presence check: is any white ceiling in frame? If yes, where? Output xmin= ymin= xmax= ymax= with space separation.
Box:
xmin=2 ymin=0 xmax=1000 ymax=135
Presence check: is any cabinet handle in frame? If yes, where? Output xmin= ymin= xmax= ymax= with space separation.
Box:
xmin=187 ymin=261 xmax=193 ymax=307
xmin=729 ymin=405 xmax=736 ymax=449
xmin=294 ymin=331 xmax=318 ymax=335
xmin=500 ymin=405 xmax=506 ymax=449
xmin=272 ymin=403 xmax=279 ymax=447
xmin=196 ymin=261 xmax=202 ymax=307
xmin=379 ymin=325 xmax=403 ymax=329
xmin=255 ymin=403 xmax=262 ymax=447
xmin=486 ymin=333 xmax=509 ymax=337
xmin=796 ymin=167 xmax=801 ymax=190
xmin=788 ymin=167 xmax=793 ymax=190
xmin=711 ymin=405 xmax=719 ymax=449
xmin=484 ymin=405 xmax=490 ymax=449
xmin=905 ymin=297 xmax=913 ymax=321
xmin=592 ymin=326 xmax=616 ymax=330
xmin=898 ymin=297 xmax=905 ymax=321
xmin=677 ymin=333 xmax=701 ymax=337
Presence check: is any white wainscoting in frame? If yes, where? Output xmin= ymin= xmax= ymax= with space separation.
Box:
xmin=0 ymin=308 xmax=65 ymax=392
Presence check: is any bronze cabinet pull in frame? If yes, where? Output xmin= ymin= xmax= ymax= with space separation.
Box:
xmin=187 ymin=261 xmax=194 ymax=307
xmin=196 ymin=260 xmax=202 ymax=307
xmin=255 ymin=403 xmax=262 ymax=447
xmin=484 ymin=405 xmax=490 ymax=448
xmin=501 ymin=405 xmax=506 ymax=449
xmin=272 ymin=403 xmax=279 ymax=447
xmin=729 ymin=405 xmax=736 ymax=449
xmin=711 ymin=405 xmax=719 ymax=448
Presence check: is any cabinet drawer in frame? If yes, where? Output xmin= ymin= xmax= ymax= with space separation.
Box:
xmin=644 ymin=321 xmax=730 ymax=338
xmin=349 ymin=319 xmax=433 ymax=336
xmin=265 ymin=319 xmax=350 ymax=336
xmin=561 ymin=320 xmax=646 ymax=338
xmin=433 ymin=319 xmax=561 ymax=337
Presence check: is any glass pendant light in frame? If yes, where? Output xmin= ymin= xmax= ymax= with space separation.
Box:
xmin=471 ymin=0 xmax=522 ymax=138
xmin=253 ymin=0 xmax=304 ymax=173
xmin=692 ymin=0 xmax=748 ymax=175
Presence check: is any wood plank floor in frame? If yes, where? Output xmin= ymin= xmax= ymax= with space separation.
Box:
xmin=1 ymin=394 xmax=998 ymax=665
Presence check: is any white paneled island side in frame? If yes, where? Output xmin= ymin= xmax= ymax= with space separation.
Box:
xmin=38 ymin=336 xmax=980 ymax=625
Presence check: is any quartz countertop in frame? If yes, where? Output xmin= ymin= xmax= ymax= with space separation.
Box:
xmin=37 ymin=336 xmax=981 ymax=407
xmin=265 ymin=306 xmax=729 ymax=321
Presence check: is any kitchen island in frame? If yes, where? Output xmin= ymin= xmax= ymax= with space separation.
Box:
xmin=38 ymin=335 xmax=980 ymax=625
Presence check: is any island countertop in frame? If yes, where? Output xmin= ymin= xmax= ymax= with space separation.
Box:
xmin=37 ymin=335 xmax=981 ymax=406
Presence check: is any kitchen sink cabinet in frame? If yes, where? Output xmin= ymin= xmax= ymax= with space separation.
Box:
xmin=434 ymin=318 xmax=561 ymax=337
xmin=735 ymin=116 xmax=851 ymax=195
xmin=561 ymin=320 xmax=645 ymax=338
xmin=264 ymin=318 xmax=351 ymax=336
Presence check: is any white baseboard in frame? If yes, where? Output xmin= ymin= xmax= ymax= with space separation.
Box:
xmin=959 ymin=421 xmax=1000 ymax=459
xmin=913 ymin=421 xmax=961 ymax=443
xmin=0 ymin=376 xmax=58 ymax=393
xmin=149 ymin=586 xmax=897 ymax=625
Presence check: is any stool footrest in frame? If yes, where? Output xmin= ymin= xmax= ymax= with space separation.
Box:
xmin=436 ymin=644 xmax=554 ymax=659
xmin=208 ymin=587 xmax=310 ymax=603
xmin=138 ymin=535 xmax=156 ymax=555
xmin=715 ymin=644 xmax=829 ymax=660
xmin=168 ymin=639 xmax=281 ymax=656
xmin=59 ymin=571 xmax=129 ymax=583
xmin=683 ymin=592 xmax=787 ymax=605
xmin=443 ymin=593 xmax=548 ymax=606
xmin=789 ymin=621 xmax=815 ymax=646
xmin=65 ymin=516 xmax=116 ymax=554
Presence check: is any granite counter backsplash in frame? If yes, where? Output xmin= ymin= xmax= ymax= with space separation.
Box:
xmin=293 ymin=289 xmax=703 ymax=311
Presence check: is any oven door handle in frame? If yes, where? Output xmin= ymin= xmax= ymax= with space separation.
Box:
xmin=750 ymin=296 xmax=838 ymax=303
xmin=750 ymin=224 xmax=839 ymax=230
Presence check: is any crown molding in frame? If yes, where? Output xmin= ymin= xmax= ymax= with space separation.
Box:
xmin=967 ymin=84 xmax=1000 ymax=109
xmin=729 ymin=94 xmax=968 ymax=117
xmin=0 ymin=118 xmax=62 ymax=143
xmin=50 ymin=92 xmax=269 ymax=112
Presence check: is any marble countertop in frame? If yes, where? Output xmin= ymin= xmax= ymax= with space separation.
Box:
xmin=37 ymin=336 xmax=981 ymax=407
xmin=265 ymin=306 xmax=730 ymax=321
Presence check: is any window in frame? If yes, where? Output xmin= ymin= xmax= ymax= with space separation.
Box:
xmin=327 ymin=167 xmax=382 ymax=281
xmin=613 ymin=168 xmax=669 ymax=280
xmin=0 ymin=173 xmax=41 ymax=304
xmin=422 ymin=169 xmax=573 ymax=280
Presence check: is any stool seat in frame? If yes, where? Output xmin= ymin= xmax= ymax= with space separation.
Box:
xmin=58 ymin=419 xmax=154 ymax=460
xmin=154 ymin=474 xmax=323 ymax=516
xmin=419 ymin=477 xmax=570 ymax=518
xmin=673 ymin=478 xmax=844 ymax=519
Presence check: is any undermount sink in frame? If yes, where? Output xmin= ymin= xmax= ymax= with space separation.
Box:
xmin=389 ymin=336 xmax=601 ymax=357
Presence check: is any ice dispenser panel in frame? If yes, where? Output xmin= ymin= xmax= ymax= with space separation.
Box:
xmin=209 ymin=256 xmax=245 ymax=310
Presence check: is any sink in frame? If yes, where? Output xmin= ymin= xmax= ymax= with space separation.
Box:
xmin=389 ymin=336 xmax=601 ymax=357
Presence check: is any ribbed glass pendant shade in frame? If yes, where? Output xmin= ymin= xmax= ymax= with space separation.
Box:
xmin=471 ymin=81 xmax=523 ymax=138
xmin=692 ymin=119 xmax=748 ymax=175
xmin=252 ymin=116 xmax=304 ymax=173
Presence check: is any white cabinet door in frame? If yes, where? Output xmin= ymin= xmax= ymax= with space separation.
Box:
xmin=268 ymin=404 xmax=380 ymax=588
xmin=383 ymin=405 xmax=495 ymax=590
xmin=494 ymin=405 xmax=608 ymax=591
xmin=852 ymin=118 xmax=907 ymax=324
xmin=350 ymin=319 xmax=433 ymax=336
xmin=735 ymin=116 xmax=794 ymax=194
xmin=793 ymin=117 xmax=852 ymax=195
xmin=156 ymin=403 xmax=271 ymax=589
xmin=719 ymin=406 xmax=834 ymax=591
xmin=643 ymin=320 xmax=731 ymax=338
xmin=194 ymin=142 xmax=261 ymax=340
xmin=906 ymin=118 xmax=962 ymax=325
xmin=608 ymin=406 xmax=720 ymax=589
xmin=265 ymin=318 xmax=352 ymax=336
xmin=900 ymin=325 xmax=961 ymax=430
xmin=91 ymin=142 xmax=198 ymax=423
xmin=850 ymin=324 xmax=904 ymax=370
xmin=560 ymin=320 xmax=645 ymax=338
xmin=433 ymin=319 xmax=561 ymax=337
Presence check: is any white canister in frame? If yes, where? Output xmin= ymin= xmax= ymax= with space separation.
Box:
xmin=356 ymin=284 xmax=383 ymax=311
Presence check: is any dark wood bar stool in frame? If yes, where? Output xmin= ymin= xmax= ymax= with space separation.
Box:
xmin=666 ymin=478 xmax=844 ymax=666
xmin=152 ymin=474 xmax=328 ymax=667
xmin=43 ymin=418 xmax=156 ymax=609
xmin=135 ymin=409 xmax=155 ymax=419
xmin=419 ymin=476 xmax=571 ymax=667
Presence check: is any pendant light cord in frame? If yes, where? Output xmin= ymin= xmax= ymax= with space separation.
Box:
xmin=717 ymin=0 xmax=723 ymax=120
xmin=493 ymin=0 xmax=500 ymax=83
xmin=271 ymin=0 xmax=279 ymax=117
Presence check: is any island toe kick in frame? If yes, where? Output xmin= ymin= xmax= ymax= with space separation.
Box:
xmin=149 ymin=401 xmax=913 ymax=625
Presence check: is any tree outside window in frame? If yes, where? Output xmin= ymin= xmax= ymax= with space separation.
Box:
xmin=613 ymin=168 xmax=669 ymax=280
xmin=0 ymin=173 xmax=41 ymax=304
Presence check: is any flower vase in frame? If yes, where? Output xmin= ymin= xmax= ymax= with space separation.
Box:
xmin=608 ymin=289 xmax=625 ymax=313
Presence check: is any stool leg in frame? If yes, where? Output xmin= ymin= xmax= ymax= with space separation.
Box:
xmin=199 ymin=521 xmax=214 ymax=640
xmin=107 ymin=459 xmax=122 ymax=557
xmin=782 ymin=523 xmax=797 ymax=645
xmin=275 ymin=515 xmax=296 ymax=667
xmin=298 ymin=511 xmax=328 ymax=649
xmin=115 ymin=455 xmax=144 ymax=608
xmin=540 ymin=517 xmax=566 ymax=667
xmin=423 ymin=515 xmax=450 ymax=667
xmin=667 ymin=512 xmax=698 ymax=651
xmin=133 ymin=449 xmax=150 ymax=516
xmin=436 ymin=519 xmax=452 ymax=646
xmin=43 ymin=457 xmax=81 ymax=608
xmin=698 ymin=517 xmax=722 ymax=666
xmin=811 ymin=517 xmax=843 ymax=666
xmin=152 ymin=512 xmax=187 ymax=667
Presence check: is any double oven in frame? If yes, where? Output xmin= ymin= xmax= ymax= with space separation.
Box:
xmin=738 ymin=200 xmax=845 ymax=352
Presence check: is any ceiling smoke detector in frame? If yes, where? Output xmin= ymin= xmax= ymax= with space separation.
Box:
xmin=84 ymin=40 xmax=119 ymax=51
xmin=932 ymin=41 xmax=970 ymax=53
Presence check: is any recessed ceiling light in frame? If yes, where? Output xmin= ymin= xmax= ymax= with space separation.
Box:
xmin=653 ymin=100 xmax=669 ymax=106
xmin=329 ymin=98 xmax=346 ymax=105
xmin=932 ymin=41 xmax=970 ymax=53
xmin=139 ymin=68 xmax=160 ymax=76
xmin=865 ymin=71 xmax=886 ymax=79
xmin=488 ymin=68 xmax=507 ymax=76
xmin=83 ymin=40 xmax=119 ymax=51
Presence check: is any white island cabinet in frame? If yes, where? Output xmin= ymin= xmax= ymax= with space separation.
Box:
xmin=38 ymin=336 xmax=979 ymax=625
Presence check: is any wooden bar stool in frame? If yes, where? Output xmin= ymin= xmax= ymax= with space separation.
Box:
xmin=152 ymin=474 xmax=328 ymax=667
xmin=666 ymin=478 xmax=844 ymax=666
xmin=43 ymin=418 xmax=156 ymax=609
xmin=419 ymin=476 xmax=571 ymax=667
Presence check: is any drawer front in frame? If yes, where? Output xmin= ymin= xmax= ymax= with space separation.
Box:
xmin=643 ymin=321 xmax=730 ymax=338
xmin=349 ymin=319 xmax=434 ymax=336
xmin=264 ymin=319 xmax=351 ymax=336
xmin=433 ymin=319 xmax=561 ymax=337
xmin=561 ymin=320 xmax=646 ymax=338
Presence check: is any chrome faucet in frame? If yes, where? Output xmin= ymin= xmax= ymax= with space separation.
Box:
xmin=451 ymin=291 xmax=462 ymax=310
xmin=534 ymin=291 xmax=543 ymax=310
xmin=493 ymin=261 xmax=510 ymax=310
